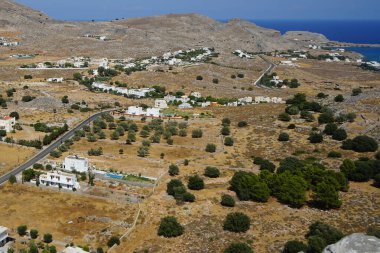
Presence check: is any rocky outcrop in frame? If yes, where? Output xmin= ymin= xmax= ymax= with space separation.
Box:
xmin=322 ymin=233 xmax=380 ymax=253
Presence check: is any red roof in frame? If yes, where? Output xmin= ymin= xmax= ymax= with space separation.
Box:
xmin=3 ymin=116 xmax=13 ymax=120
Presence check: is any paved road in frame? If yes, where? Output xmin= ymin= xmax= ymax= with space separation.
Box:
xmin=254 ymin=55 xmax=277 ymax=87
xmin=0 ymin=109 xmax=117 ymax=185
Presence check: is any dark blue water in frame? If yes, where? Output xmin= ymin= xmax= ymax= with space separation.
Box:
xmin=233 ymin=20 xmax=380 ymax=62
xmin=343 ymin=47 xmax=380 ymax=62
xmin=246 ymin=20 xmax=380 ymax=44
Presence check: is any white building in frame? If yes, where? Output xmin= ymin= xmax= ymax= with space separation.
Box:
xmin=238 ymin=97 xmax=253 ymax=104
xmin=178 ymin=103 xmax=193 ymax=109
xmin=47 ymin=77 xmax=64 ymax=83
xmin=255 ymin=96 xmax=271 ymax=103
xmin=271 ymin=97 xmax=284 ymax=104
xmin=0 ymin=226 xmax=9 ymax=247
xmin=200 ymin=101 xmax=211 ymax=108
xmin=128 ymin=88 xmax=154 ymax=98
xmin=127 ymin=106 xmax=145 ymax=116
xmin=63 ymin=247 xmax=88 ymax=253
xmin=145 ymin=108 xmax=161 ymax=118
xmin=154 ymin=99 xmax=168 ymax=109
xmin=63 ymin=155 xmax=89 ymax=173
xmin=190 ymin=92 xmax=202 ymax=98
xmin=39 ymin=171 xmax=80 ymax=190
xmin=0 ymin=116 xmax=16 ymax=133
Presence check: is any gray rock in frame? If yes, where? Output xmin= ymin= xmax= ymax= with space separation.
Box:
xmin=323 ymin=233 xmax=380 ymax=253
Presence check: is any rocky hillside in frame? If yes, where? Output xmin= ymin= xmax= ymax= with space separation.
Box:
xmin=0 ymin=0 xmax=330 ymax=58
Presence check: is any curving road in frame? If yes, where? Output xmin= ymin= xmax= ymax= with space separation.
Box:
xmin=0 ymin=109 xmax=117 ymax=185
xmin=254 ymin=55 xmax=277 ymax=87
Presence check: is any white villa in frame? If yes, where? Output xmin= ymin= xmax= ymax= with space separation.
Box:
xmin=255 ymin=96 xmax=271 ymax=103
xmin=146 ymin=108 xmax=160 ymax=117
xmin=178 ymin=103 xmax=193 ymax=109
xmin=254 ymin=96 xmax=284 ymax=104
xmin=47 ymin=77 xmax=64 ymax=83
xmin=63 ymin=155 xmax=89 ymax=173
xmin=126 ymin=106 xmax=160 ymax=118
xmin=39 ymin=171 xmax=80 ymax=190
xmin=0 ymin=226 xmax=9 ymax=248
xmin=92 ymin=83 xmax=154 ymax=98
xmin=63 ymin=247 xmax=89 ymax=253
xmin=127 ymin=106 xmax=145 ymax=116
xmin=154 ymin=99 xmax=168 ymax=109
xmin=238 ymin=97 xmax=253 ymax=104
xmin=190 ymin=92 xmax=202 ymax=98
xmin=0 ymin=116 xmax=16 ymax=133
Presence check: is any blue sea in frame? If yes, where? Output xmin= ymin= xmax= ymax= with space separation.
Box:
xmin=223 ymin=20 xmax=380 ymax=62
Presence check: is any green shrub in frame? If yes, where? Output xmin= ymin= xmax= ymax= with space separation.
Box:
xmin=352 ymin=88 xmax=362 ymax=96
xmin=205 ymin=143 xmax=216 ymax=153
xmin=351 ymin=135 xmax=378 ymax=152
xmin=157 ymin=216 xmax=184 ymax=237
xmin=188 ymin=175 xmax=204 ymax=190
xmin=167 ymin=179 xmax=185 ymax=196
xmin=224 ymin=243 xmax=252 ymax=253
xmin=282 ymin=240 xmax=307 ymax=253
xmin=324 ymin=123 xmax=338 ymax=135
xmin=192 ymin=129 xmax=203 ymax=138
xmin=332 ymin=128 xmax=347 ymax=141
xmin=223 ymin=212 xmax=250 ymax=233
xmin=328 ymin=151 xmax=342 ymax=158
xmin=334 ymin=94 xmax=344 ymax=102
xmin=224 ymin=137 xmax=234 ymax=146
xmin=278 ymin=132 xmax=290 ymax=142
xmin=287 ymin=124 xmax=296 ymax=129
xmin=204 ymin=166 xmax=220 ymax=178
xmin=278 ymin=113 xmax=291 ymax=122
xmin=17 ymin=225 xmax=27 ymax=236
xmin=107 ymin=236 xmax=120 ymax=247
xmin=168 ymin=164 xmax=179 ymax=176
xmin=238 ymin=121 xmax=248 ymax=127
xmin=221 ymin=194 xmax=235 ymax=207
xmin=312 ymin=182 xmax=342 ymax=209
xmin=309 ymin=132 xmax=323 ymax=143
xmin=367 ymin=226 xmax=380 ymax=238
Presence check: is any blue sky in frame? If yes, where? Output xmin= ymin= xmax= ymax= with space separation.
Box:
xmin=16 ymin=0 xmax=380 ymax=21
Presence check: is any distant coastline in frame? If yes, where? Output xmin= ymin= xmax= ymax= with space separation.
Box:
xmin=220 ymin=19 xmax=380 ymax=61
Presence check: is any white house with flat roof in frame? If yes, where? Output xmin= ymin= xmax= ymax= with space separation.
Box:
xmin=127 ymin=106 xmax=145 ymax=116
xmin=47 ymin=77 xmax=64 ymax=83
xmin=0 ymin=226 xmax=9 ymax=247
xmin=178 ymin=103 xmax=193 ymax=109
xmin=154 ymin=99 xmax=168 ymax=109
xmin=63 ymin=155 xmax=89 ymax=173
xmin=146 ymin=108 xmax=160 ymax=117
xmin=190 ymin=92 xmax=202 ymax=98
xmin=63 ymin=247 xmax=88 ymax=253
xmin=0 ymin=116 xmax=16 ymax=133
xmin=39 ymin=171 xmax=80 ymax=190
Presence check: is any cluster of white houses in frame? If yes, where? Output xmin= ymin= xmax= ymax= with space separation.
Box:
xmin=118 ymin=47 xmax=214 ymax=71
xmin=0 ymin=116 xmax=16 ymax=133
xmin=0 ymin=37 xmax=19 ymax=47
xmin=126 ymin=106 xmax=161 ymax=118
xmin=92 ymin=82 xmax=155 ymax=98
xmin=233 ymin=50 xmax=254 ymax=59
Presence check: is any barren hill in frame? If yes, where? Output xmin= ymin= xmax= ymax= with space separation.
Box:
xmin=0 ymin=0 xmax=329 ymax=58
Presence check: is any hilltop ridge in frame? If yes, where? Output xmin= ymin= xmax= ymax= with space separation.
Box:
xmin=0 ymin=0 xmax=331 ymax=58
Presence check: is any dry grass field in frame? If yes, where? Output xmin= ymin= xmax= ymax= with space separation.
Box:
xmin=0 ymin=144 xmax=36 ymax=175
xmin=0 ymin=184 xmax=138 ymax=252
